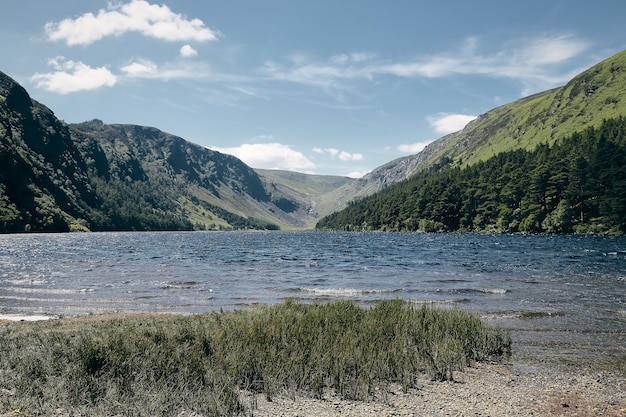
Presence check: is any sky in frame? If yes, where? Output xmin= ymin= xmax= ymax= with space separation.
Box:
xmin=2 ymin=1 xmax=626 ymax=178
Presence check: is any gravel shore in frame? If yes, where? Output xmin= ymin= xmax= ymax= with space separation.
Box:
xmin=246 ymin=362 xmax=626 ymax=417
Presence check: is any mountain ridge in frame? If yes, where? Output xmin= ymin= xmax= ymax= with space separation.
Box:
xmin=323 ymin=50 xmax=626 ymax=212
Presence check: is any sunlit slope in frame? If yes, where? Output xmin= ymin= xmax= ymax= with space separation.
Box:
xmin=419 ymin=49 xmax=626 ymax=170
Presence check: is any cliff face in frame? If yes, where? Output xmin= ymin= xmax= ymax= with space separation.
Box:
xmin=0 ymin=72 xmax=98 ymax=232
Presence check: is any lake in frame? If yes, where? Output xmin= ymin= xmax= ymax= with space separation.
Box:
xmin=1 ymin=231 xmax=624 ymax=372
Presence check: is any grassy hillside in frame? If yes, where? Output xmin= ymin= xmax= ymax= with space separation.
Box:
xmin=313 ymin=51 xmax=626 ymax=215
xmin=422 ymin=50 xmax=626 ymax=170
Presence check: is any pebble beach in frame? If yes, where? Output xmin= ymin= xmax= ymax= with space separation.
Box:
xmin=249 ymin=362 xmax=626 ymax=417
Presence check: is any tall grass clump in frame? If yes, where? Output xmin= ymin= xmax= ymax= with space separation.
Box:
xmin=0 ymin=300 xmax=510 ymax=416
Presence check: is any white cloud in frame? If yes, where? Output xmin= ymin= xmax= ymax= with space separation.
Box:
xmin=211 ymin=143 xmax=316 ymax=171
xmin=180 ymin=44 xmax=198 ymax=58
xmin=45 ymin=0 xmax=219 ymax=46
xmin=518 ymin=35 xmax=588 ymax=66
xmin=397 ymin=141 xmax=432 ymax=154
xmin=427 ymin=113 xmax=477 ymax=135
xmin=346 ymin=170 xmax=370 ymax=179
xmin=396 ymin=113 xmax=477 ymax=155
xmin=120 ymin=59 xmax=158 ymax=76
xmin=31 ymin=57 xmax=116 ymax=94
xmin=313 ymin=147 xmax=364 ymax=161
xmin=261 ymin=34 xmax=590 ymax=96
xmin=118 ymin=59 xmax=215 ymax=81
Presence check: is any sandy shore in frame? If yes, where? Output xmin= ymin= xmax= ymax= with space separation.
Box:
xmin=246 ymin=362 xmax=626 ymax=417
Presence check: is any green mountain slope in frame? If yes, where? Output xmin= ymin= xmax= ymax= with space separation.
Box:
xmin=255 ymin=169 xmax=354 ymax=223
xmin=317 ymin=50 xmax=626 ymax=234
xmin=417 ymin=49 xmax=626 ymax=171
xmin=0 ymin=72 xmax=100 ymax=232
xmin=327 ymin=49 xmax=626 ymax=214
xmin=69 ymin=120 xmax=284 ymax=231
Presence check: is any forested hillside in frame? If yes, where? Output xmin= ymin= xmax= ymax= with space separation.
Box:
xmin=317 ymin=117 xmax=626 ymax=234
xmin=314 ymin=50 xmax=626 ymax=214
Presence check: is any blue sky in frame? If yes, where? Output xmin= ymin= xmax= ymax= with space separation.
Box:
xmin=2 ymin=1 xmax=625 ymax=177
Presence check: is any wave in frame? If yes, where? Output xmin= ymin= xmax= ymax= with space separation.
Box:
xmin=439 ymin=288 xmax=508 ymax=295
xmin=2 ymin=287 xmax=95 ymax=295
xmin=2 ymin=279 xmax=47 ymax=286
xmin=480 ymin=288 xmax=508 ymax=295
xmin=297 ymin=287 xmax=400 ymax=297
xmin=159 ymin=281 xmax=200 ymax=290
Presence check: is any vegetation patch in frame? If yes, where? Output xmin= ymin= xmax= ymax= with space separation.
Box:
xmin=0 ymin=300 xmax=510 ymax=416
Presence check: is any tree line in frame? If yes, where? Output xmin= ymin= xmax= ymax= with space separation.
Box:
xmin=317 ymin=117 xmax=626 ymax=234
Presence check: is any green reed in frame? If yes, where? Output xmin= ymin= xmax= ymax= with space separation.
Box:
xmin=0 ymin=300 xmax=510 ymax=416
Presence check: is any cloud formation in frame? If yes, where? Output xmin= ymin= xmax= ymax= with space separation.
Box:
xmin=397 ymin=142 xmax=432 ymax=154
xmin=313 ymin=147 xmax=364 ymax=161
xmin=31 ymin=57 xmax=116 ymax=94
xmin=120 ymin=59 xmax=158 ymax=76
xmin=427 ymin=113 xmax=477 ymax=135
xmin=261 ymin=34 xmax=590 ymax=96
xmin=45 ymin=0 xmax=218 ymax=46
xmin=396 ymin=113 xmax=478 ymax=156
xmin=180 ymin=44 xmax=198 ymax=58
xmin=211 ymin=143 xmax=316 ymax=172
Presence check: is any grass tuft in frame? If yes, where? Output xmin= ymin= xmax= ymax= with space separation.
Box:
xmin=0 ymin=300 xmax=510 ymax=416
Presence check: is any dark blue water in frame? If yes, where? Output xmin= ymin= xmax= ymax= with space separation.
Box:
xmin=1 ymin=231 xmax=625 ymax=369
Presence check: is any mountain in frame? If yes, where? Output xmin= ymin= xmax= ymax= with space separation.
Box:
xmin=254 ymin=169 xmax=353 ymax=221
xmin=317 ymin=116 xmax=626 ymax=234
xmin=324 ymin=50 xmax=626 ymax=212
xmin=398 ymin=49 xmax=626 ymax=174
xmin=316 ymin=50 xmax=626 ymax=234
xmin=0 ymin=72 xmax=99 ymax=232
xmin=0 ymin=71 xmax=342 ymax=232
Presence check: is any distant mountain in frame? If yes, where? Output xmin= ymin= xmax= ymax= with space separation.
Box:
xmin=254 ymin=169 xmax=353 ymax=222
xmin=0 ymin=71 xmax=343 ymax=232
